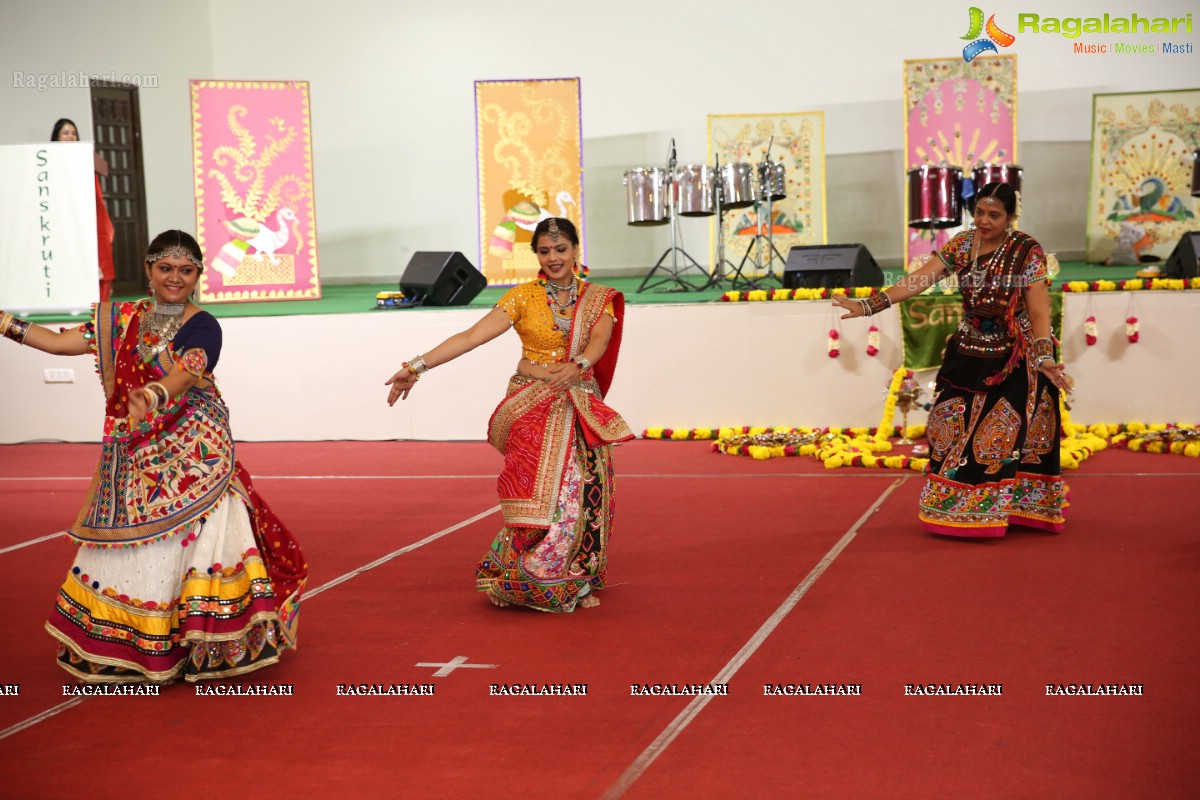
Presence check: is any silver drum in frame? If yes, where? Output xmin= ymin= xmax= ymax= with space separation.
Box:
xmin=623 ymin=167 xmax=669 ymax=226
xmin=720 ymin=162 xmax=756 ymax=209
xmin=756 ymin=160 xmax=787 ymax=201
xmin=674 ymin=164 xmax=716 ymax=216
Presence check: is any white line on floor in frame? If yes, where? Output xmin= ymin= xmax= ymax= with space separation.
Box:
xmin=598 ymin=476 xmax=909 ymax=800
xmin=0 ymin=506 xmax=499 ymax=743
xmin=0 ymin=532 xmax=63 ymax=555
xmin=0 ymin=699 xmax=84 ymax=742
xmin=304 ymin=506 xmax=499 ymax=600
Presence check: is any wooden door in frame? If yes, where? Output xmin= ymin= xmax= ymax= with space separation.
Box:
xmin=90 ymin=81 xmax=149 ymax=296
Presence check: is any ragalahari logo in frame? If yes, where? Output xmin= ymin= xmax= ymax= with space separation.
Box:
xmin=961 ymin=7 xmax=1016 ymax=61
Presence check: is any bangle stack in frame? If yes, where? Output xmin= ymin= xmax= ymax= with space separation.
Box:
xmin=573 ymin=355 xmax=591 ymax=372
xmin=0 ymin=311 xmax=32 ymax=345
xmin=1030 ymin=336 xmax=1055 ymax=369
xmin=142 ymin=381 xmax=170 ymax=413
xmin=857 ymin=292 xmax=892 ymax=317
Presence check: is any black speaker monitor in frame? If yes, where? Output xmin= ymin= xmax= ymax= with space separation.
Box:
xmin=783 ymin=244 xmax=884 ymax=290
xmin=399 ymin=251 xmax=486 ymax=306
xmin=1163 ymin=232 xmax=1200 ymax=279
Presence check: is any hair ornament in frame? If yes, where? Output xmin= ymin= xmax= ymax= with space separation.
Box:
xmin=145 ymin=246 xmax=203 ymax=270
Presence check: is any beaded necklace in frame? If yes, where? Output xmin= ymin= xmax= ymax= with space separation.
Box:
xmin=539 ymin=273 xmax=583 ymax=335
xmin=965 ymin=231 xmax=1012 ymax=290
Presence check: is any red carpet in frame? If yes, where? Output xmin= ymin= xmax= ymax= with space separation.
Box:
xmin=0 ymin=441 xmax=1196 ymax=798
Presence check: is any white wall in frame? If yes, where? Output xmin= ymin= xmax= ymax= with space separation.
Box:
xmin=2 ymin=0 xmax=1196 ymax=280
xmin=1 ymin=293 xmax=1194 ymax=444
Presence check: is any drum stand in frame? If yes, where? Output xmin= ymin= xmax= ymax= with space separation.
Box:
xmin=637 ymin=141 xmax=709 ymax=293
xmin=731 ymin=172 xmax=787 ymax=288
xmin=701 ymin=153 xmax=738 ymax=290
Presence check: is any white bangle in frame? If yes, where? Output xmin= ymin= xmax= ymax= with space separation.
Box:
xmin=574 ymin=355 xmax=591 ymax=372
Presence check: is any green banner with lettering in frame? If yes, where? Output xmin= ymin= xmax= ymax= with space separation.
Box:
xmin=900 ymin=293 xmax=1063 ymax=371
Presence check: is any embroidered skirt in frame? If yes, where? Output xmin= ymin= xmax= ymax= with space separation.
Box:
xmin=47 ymin=489 xmax=303 ymax=683
xmin=475 ymin=427 xmax=615 ymax=612
xmin=919 ymin=343 xmax=1068 ymax=537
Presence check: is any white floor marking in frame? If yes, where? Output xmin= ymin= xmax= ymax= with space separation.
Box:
xmin=599 ymin=477 xmax=908 ymax=799
xmin=414 ymin=656 xmax=499 ymax=678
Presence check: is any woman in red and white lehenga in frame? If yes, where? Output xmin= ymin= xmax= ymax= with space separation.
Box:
xmin=386 ymin=217 xmax=633 ymax=611
xmin=2 ymin=230 xmax=306 ymax=683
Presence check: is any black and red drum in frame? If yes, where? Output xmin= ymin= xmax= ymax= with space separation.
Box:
xmin=907 ymin=165 xmax=963 ymax=229
xmin=972 ymin=162 xmax=1023 ymax=196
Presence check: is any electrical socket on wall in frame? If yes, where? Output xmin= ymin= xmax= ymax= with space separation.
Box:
xmin=44 ymin=368 xmax=76 ymax=383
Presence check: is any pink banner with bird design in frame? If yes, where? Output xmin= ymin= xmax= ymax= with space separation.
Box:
xmin=476 ymin=78 xmax=583 ymax=285
xmin=902 ymin=56 xmax=1017 ymax=269
xmin=190 ymin=80 xmax=320 ymax=302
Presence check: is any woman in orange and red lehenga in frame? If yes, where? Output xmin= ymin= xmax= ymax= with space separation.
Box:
xmin=2 ymin=230 xmax=306 ymax=683
xmin=835 ymin=182 xmax=1074 ymax=537
xmin=386 ymin=217 xmax=633 ymax=611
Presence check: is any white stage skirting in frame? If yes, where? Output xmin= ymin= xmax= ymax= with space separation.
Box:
xmin=1 ymin=291 xmax=1195 ymax=444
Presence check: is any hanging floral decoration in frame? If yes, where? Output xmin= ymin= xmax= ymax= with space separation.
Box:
xmin=867 ymin=325 xmax=880 ymax=356
xmin=827 ymin=328 xmax=840 ymax=358
xmin=876 ymin=367 xmax=913 ymax=441
xmin=1125 ymin=316 xmax=1139 ymax=343
xmin=1084 ymin=315 xmax=1098 ymax=346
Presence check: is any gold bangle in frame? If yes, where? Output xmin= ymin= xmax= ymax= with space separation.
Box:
xmin=1 ymin=311 xmax=32 ymax=345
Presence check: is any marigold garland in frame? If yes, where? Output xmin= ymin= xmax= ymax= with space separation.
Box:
xmin=1110 ymin=424 xmax=1200 ymax=457
xmin=876 ymin=367 xmax=911 ymax=441
xmin=644 ymin=380 xmax=1191 ymax=467
xmin=642 ymin=427 xmax=717 ymax=441
xmin=721 ymin=287 xmax=886 ymax=303
xmin=1061 ymin=277 xmax=1200 ymax=293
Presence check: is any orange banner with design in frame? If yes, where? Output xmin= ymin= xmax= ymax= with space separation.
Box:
xmin=475 ymin=78 xmax=584 ymax=285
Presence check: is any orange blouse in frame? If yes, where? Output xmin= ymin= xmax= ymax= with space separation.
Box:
xmin=495 ymin=280 xmax=616 ymax=365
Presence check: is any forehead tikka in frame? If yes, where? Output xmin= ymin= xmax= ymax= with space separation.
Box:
xmin=145 ymin=245 xmax=203 ymax=270
xmin=547 ymin=218 xmax=561 ymax=240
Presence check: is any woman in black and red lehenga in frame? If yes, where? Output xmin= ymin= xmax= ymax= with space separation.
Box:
xmin=835 ymin=182 xmax=1074 ymax=537
xmin=386 ymin=217 xmax=633 ymax=610
xmin=2 ymin=230 xmax=306 ymax=682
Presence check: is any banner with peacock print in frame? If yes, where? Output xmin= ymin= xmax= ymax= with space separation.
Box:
xmin=476 ymin=77 xmax=583 ymax=285
xmin=190 ymin=80 xmax=319 ymax=302
xmin=1086 ymin=88 xmax=1200 ymax=265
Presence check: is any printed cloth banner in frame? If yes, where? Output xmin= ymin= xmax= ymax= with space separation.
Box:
xmin=903 ymin=56 xmax=1017 ymax=267
xmin=1086 ymin=89 xmax=1200 ymax=265
xmin=0 ymin=142 xmax=98 ymax=314
xmin=476 ymin=78 xmax=584 ymax=285
xmin=191 ymin=80 xmax=319 ymax=302
xmin=707 ymin=112 xmax=826 ymax=277
xmin=900 ymin=292 xmax=1061 ymax=371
